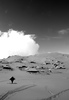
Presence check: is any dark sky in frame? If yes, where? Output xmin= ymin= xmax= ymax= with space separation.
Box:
xmin=0 ymin=0 xmax=69 ymax=53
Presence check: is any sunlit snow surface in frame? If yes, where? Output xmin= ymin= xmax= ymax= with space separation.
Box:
xmin=0 ymin=53 xmax=69 ymax=100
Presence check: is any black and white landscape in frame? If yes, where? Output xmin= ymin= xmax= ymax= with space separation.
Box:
xmin=0 ymin=0 xmax=69 ymax=100
xmin=0 ymin=53 xmax=69 ymax=100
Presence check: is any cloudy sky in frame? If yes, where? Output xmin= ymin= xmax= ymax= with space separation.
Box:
xmin=0 ymin=0 xmax=69 ymax=54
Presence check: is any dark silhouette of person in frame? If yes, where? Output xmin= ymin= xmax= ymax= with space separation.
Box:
xmin=9 ymin=76 xmax=15 ymax=84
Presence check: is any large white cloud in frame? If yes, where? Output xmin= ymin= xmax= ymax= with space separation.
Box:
xmin=0 ymin=29 xmax=39 ymax=59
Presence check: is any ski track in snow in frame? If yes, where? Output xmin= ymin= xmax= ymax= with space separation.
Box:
xmin=1 ymin=85 xmax=69 ymax=100
xmin=0 ymin=84 xmax=36 ymax=100
xmin=40 ymin=88 xmax=69 ymax=100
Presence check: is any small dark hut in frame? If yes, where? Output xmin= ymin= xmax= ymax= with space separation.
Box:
xmin=27 ymin=68 xmax=39 ymax=74
xmin=9 ymin=76 xmax=15 ymax=84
